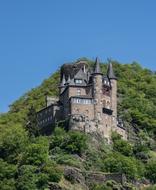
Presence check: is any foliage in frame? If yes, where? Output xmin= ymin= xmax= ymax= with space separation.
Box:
xmin=25 ymin=106 xmax=39 ymax=137
xmin=20 ymin=136 xmax=49 ymax=166
xmin=145 ymin=160 xmax=156 ymax=183
xmin=41 ymin=160 xmax=63 ymax=183
xmin=144 ymin=185 xmax=156 ymax=190
xmin=16 ymin=165 xmax=39 ymax=190
xmin=50 ymin=128 xmax=87 ymax=155
xmin=112 ymin=132 xmax=133 ymax=156
xmin=0 ymin=58 xmax=156 ymax=188
xmin=91 ymin=180 xmax=123 ymax=190
xmin=102 ymin=153 xmax=145 ymax=179
xmin=0 ymin=124 xmax=28 ymax=164
xmin=0 ymin=159 xmax=17 ymax=190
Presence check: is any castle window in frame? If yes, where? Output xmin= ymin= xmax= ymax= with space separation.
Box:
xmin=75 ymin=79 xmax=82 ymax=84
xmin=72 ymin=98 xmax=92 ymax=104
xmin=77 ymin=89 xmax=81 ymax=95
xmin=106 ymin=101 xmax=110 ymax=109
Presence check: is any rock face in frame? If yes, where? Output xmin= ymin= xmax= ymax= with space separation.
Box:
xmin=64 ymin=167 xmax=85 ymax=184
xmin=48 ymin=182 xmax=63 ymax=190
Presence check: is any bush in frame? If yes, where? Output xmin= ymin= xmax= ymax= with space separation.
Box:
xmin=91 ymin=180 xmax=121 ymax=190
xmin=20 ymin=136 xmax=49 ymax=166
xmin=0 ymin=124 xmax=28 ymax=163
xmin=42 ymin=161 xmax=63 ymax=183
xmin=103 ymin=153 xmax=145 ymax=179
xmin=56 ymin=154 xmax=82 ymax=168
xmin=50 ymin=128 xmax=87 ymax=155
xmin=16 ymin=165 xmax=38 ymax=190
xmin=64 ymin=131 xmax=87 ymax=155
xmin=0 ymin=159 xmax=17 ymax=190
xmin=145 ymin=160 xmax=156 ymax=183
xmin=112 ymin=132 xmax=133 ymax=156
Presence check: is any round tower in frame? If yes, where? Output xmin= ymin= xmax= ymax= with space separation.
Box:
xmin=92 ymin=58 xmax=103 ymax=122
xmin=107 ymin=62 xmax=117 ymax=128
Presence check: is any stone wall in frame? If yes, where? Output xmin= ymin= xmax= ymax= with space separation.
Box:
xmin=69 ymin=86 xmax=87 ymax=97
xmin=64 ymin=167 xmax=127 ymax=186
xmin=70 ymin=102 xmax=94 ymax=121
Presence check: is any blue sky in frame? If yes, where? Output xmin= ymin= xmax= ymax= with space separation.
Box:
xmin=0 ymin=0 xmax=156 ymax=113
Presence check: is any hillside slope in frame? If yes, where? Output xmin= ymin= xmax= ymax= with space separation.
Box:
xmin=1 ymin=59 xmax=156 ymax=138
xmin=0 ymin=59 xmax=156 ymax=190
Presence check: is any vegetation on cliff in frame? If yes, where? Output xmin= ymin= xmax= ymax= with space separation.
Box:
xmin=0 ymin=58 xmax=156 ymax=189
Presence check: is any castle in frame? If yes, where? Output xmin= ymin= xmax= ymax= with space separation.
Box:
xmin=37 ymin=58 xmax=127 ymax=141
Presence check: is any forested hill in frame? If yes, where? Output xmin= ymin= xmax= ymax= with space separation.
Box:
xmin=1 ymin=59 xmax=156 ymax=138
xmin=1 ymin=59 xmax=156 ymax=190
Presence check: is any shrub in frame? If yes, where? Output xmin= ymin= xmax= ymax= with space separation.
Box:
xmin=56 ymin=154 xmax=82 ymax=168
xmin=16 ymin=165 xmax=38 ymax=190
xmin=0 ymin=124 xmax=28 ymax=164
xmin=20 ymin=136 xmax=49 ymax=166
xmin=145 ymin=160 xmax=156 ymax=183
xmin=42 ymin=161 xmax=63 ymax=183
xmin=64 ymin=131 xmax=87 ymax=155
xmin=50 ymin=128 xmax=87 ymax=155
xmin=103 ymin=153 xmax=145 ymax=179
xmin=112 ymin=132 xmax=133 ymax=156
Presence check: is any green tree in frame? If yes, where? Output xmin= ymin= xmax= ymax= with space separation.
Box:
xmin=20 ymin=136 xmax=49 ymax=166
xmin=26 ymin=106 xmax=39 ymax=137
xmin=50 ymin=128 xmax=87 ymax=155
xmin=0 ymin=124 xmax=28 ymax=163
xmin=112 ymin=133 xmax=133 ymax=156
xmin=0 ymin=159 xmax=17 ymax=190
xmin=16 ymin=165 xmax=38 ymax=190
xmin=103 ymin=153 xmax=145 ymax=179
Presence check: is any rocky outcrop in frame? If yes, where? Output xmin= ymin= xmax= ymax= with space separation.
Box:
xmin=48 ymin=182 xmax=63 ymax=190
xmin=64 ymin=167 xmax=85 ymax=184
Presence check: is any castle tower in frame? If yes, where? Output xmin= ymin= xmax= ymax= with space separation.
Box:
xmin=92 ymin=58 xmax=103 ymax=122
xmin=107 ymin=62 xmax=117 ymax=128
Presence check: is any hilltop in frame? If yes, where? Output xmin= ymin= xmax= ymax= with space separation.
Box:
xmin=0 ymin=58 xmax=156 ymax=190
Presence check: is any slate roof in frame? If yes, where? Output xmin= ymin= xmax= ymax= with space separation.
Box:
xmin=60 ymin=61 xmax=89 ymax=81
xmin=107 ymin=63 xmax=117 ymax=79
xmin=94 ymin=57 xmax=102 ymax=74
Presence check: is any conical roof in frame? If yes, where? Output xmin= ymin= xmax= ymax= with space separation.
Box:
xmin=94 ymin=57 xmax=102 ymax=74
xmin=107 ymin=62 xmax=117 ymax=79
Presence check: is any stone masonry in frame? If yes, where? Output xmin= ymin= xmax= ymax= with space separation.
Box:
xmin=37 ymin=58 xmax=127 ymax=141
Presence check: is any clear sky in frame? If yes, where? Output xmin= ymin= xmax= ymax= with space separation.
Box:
xmin=0 ymin=0 xmax=156 ymax=113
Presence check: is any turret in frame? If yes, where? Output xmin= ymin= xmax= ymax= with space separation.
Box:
xmin=92 ymin=57 xmax=103 ymax=121
xmin=107 ymin=62 xmax=117 ymax=127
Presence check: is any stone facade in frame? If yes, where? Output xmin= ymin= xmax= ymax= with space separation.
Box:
xmin=37 ymin=58 xmax=127 ymax=141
